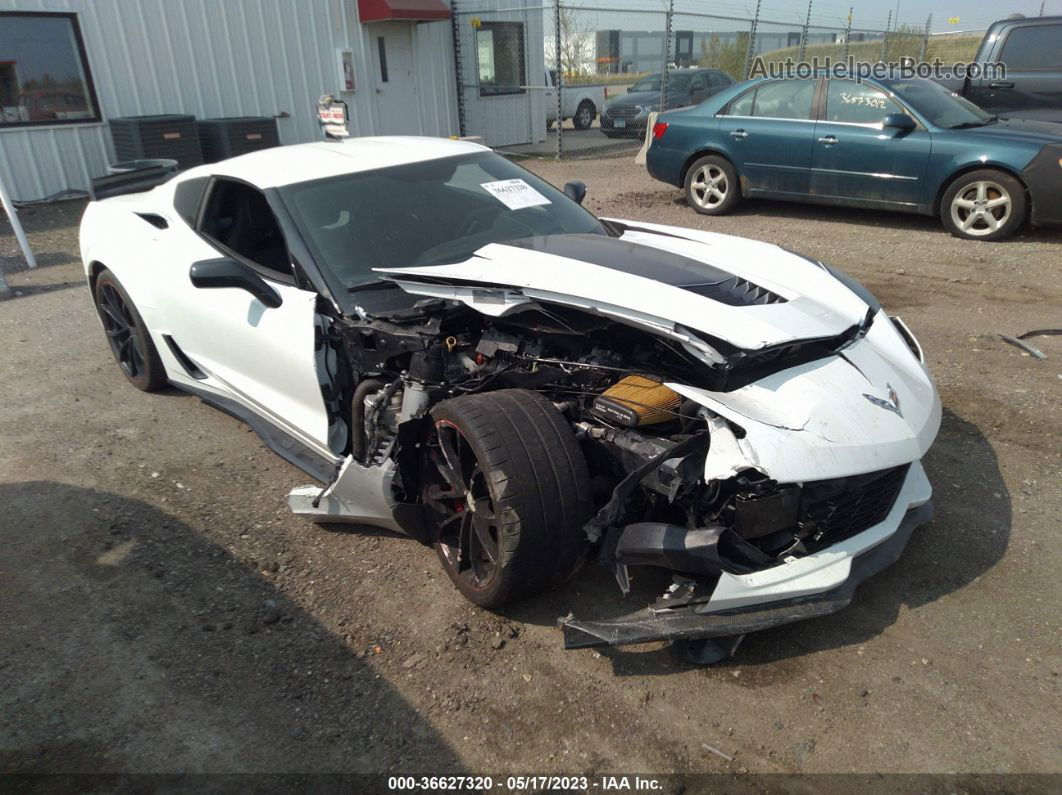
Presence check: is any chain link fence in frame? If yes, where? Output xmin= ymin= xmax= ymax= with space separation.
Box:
xmin=452 ymin=0 xmax=981 ymax=158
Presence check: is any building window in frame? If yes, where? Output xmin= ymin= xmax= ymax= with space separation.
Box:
xmin=477 ymin=22 xmax=525 ymax=96
xmin=0 ymin=12 xmax=99 ymax=127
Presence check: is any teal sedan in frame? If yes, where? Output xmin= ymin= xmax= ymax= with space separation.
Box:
xmin=646 ymin=75 xmax=1062 ymax=240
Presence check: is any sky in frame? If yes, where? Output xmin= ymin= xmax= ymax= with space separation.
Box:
xmin=722 ymin=0 xmax=1062 ymax=32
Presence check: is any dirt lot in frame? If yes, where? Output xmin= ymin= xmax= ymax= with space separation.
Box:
xmin=1 ymin=156 xmax=1060 ymax=782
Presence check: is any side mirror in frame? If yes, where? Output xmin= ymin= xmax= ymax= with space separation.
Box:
xmin=563 ymin=180 xmax=587 ymax=205
xmin=189 ymin=257 xmax=283 ymax=308
xmin=883 ymin=113 xmax=917 ymax=132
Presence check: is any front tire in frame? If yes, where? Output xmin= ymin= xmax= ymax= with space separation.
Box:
xmin=940 ymin=169 xmax=1026 ymax=241
xmin=93 ymin=268 xmax=167 ymax=392
xmin=573 ymin=100 xmax=596 ymax=130
xmin=684 ymin=155 xmax=740 ymax=215
xmin=422 ymin=389 xmax=592 ymax=608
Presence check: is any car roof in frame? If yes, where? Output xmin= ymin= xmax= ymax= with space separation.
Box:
xmin=179 ymin=136 xmax=491 ymax=190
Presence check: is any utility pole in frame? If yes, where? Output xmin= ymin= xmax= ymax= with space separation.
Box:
xmin=798 ymin=0 xmax=813 ymax=62
xmin=881 ymin=10 xmax=892 ymax=62
xmin=659 ymin=0 xmax=674 ymax=116
xmin=743 ymin=0 xmax=762 ymax=80
xmin=920 ymin=13 xmax=932 ymax=62
xmin=554 ymin=0 xmax=563 ymax=159
xmin=841 ymin=7 xmax=853 ymax=63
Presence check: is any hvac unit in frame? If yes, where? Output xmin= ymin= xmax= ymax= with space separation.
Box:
xmin=108 ymin=115 xmax=203 ymax=170
xmin=197 ymin=117 xmax=280 ymax=163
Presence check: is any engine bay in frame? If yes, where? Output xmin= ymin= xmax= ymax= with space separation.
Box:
xmin=313 ymin=296 xmax=907 ymax=590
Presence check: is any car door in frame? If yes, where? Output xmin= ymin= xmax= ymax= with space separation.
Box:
xmin=966 ymin=22 xmax=1062 ymax=122
xmin=544 ymin=69 xmax=558 ymax=123
xmin=718 ymin=78 xmax=817 ymax=195
xmin=810 ymin=78 xmax=932 ymax=207
xmin=162 ymin=176 xmax=334 ymax=455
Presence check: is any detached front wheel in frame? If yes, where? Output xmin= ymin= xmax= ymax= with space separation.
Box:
xmin=422 ymin=389 xmax=592 ymax=608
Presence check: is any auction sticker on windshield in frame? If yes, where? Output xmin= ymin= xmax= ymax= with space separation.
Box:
xmin=480 ymin=179 xmax=551 ymax=210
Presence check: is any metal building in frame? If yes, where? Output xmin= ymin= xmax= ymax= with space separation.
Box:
xmin=0 ymin=0 xmax=459 ymax=202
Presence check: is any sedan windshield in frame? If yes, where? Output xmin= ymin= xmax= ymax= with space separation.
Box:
xmin=280 ymin=152 xmax=603 ymax=288
xmin=882 ymin=78 xmax=995 ymax=128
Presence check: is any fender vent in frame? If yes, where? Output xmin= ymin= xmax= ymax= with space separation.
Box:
xmin=162 ymin=335 xmax=206 ymax=380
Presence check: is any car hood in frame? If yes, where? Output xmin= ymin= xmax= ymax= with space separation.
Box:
xmin=374 ymin=220 xmax=870 ymax=353
xmin=948 ymin=117 xmax=1062 ymax=146
xmin=608 ymin=90 xmax=674 ymax=109
xmin=672 ymin=315 xmax=942 ymax=480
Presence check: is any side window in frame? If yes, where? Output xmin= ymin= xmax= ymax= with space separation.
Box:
xmin=825 ymin=80 xmax=901 ymax=124
xmin=710 ymin=72 xmax=730 ymax=87
xmin=690 ymin=75 xmax=707 ymax=94
xmin=725 ymin=87 xmax=755 ymax=116
xmin=173 ymin=177 xmax=209 ymax=227
xmin=198 ymin=179 xmax=292 ymax=278
xmin=750 ymin=79 xmax=815 ymax=120
xmin=999 ymin=25 xmax=1062 ymax=69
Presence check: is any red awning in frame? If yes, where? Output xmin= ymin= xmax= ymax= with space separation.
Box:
xmin=358 ymin=0 xmax=451 ymax=23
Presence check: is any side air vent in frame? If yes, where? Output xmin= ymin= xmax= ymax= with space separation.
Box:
xmin=162 ymin=335 xmax=207 ymax=380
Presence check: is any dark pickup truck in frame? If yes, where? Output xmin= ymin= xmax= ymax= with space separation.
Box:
xmin=937 ymin=16 xmax=1062 ymax=123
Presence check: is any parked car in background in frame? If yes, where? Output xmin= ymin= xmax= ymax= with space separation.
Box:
xmin=601 ymin=68 xmax=734 ymax=138
xmin=647 ymin=74 xmax=1062 ymax=240
xmin=17 ymin=89 xmax=92 ymax=122
xmin=544 ymin=70 xmax=607 ymax=131
xmin=935 ymin=15 xmax=1062 ymax=124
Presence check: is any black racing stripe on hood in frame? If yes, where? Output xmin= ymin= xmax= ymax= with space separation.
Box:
xmin=502 ymin=234 xmax=785 ymax=307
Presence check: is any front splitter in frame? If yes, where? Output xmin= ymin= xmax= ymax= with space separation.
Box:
xmin=560 ymin=501 xmax=933 ymax=650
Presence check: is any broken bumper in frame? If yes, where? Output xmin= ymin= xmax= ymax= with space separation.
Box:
xmin=561 ymin=463 xmax=933 ymax=649
xmin=1022 ymin=143 xmax=1062 ymax=227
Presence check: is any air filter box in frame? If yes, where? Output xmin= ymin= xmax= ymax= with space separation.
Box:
xmin=591 ymin=375 xmax=682 ymax=427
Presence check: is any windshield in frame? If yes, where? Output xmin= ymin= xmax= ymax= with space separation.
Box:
xmin=628 ymin=73 xmax=692 ymax=93
xmin=280 ymin=152 xmax=603 ymax=288
xmin=881 ymin=78 xmax=994 ymax=128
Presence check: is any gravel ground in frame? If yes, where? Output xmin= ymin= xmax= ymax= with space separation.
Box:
xmin=1 ymin=156 xmax=1059 ymax=780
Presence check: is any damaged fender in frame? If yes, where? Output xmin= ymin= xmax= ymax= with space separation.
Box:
xmin=289 ymin=455 xmax=405 ymax=532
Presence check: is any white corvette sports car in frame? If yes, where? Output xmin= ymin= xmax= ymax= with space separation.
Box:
xmin=80 ymin=137 xmax=941 ymax=662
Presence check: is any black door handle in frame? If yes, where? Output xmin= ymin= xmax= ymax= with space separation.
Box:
xmin=989 ymin=81 xmax=1015 ymax=89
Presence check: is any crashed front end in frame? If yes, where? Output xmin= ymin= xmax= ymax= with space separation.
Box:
xmin=558 ymin=302 xmax=939 ymax=655
xmin=291 ymin=220 xmax=941 ymax=657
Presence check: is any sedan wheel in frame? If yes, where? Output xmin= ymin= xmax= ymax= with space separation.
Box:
xmin=683 ymin=155 xmax=740 ymax=216
xmin=950 ymin=180 xmax=1011 ymax=237
xmin=690 ymin=165 xmax=728 ymax=209
xmin=940 ymin=169 xmax=1026 ymax=241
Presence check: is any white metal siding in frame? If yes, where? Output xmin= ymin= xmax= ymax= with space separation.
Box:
xmin=0 ymin=0 xmax=459 ymax=201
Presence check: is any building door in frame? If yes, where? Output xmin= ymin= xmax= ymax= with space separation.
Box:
xmin=371 ymin=23 xmax=419 ymax=134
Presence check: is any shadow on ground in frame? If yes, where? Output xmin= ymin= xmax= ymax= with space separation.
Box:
xmin=502 ymin=407 xmax=1009 ymax=674
xmin=0 ymin=481 xmax=462 ymax=775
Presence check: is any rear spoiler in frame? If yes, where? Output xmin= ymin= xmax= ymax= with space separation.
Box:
xmin=90 ymin=159 xmax=178 ymax=201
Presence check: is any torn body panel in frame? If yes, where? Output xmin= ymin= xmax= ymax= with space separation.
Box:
xmin=667 ymin=316 xmax=942 ymax=483
xmin=288 ymin=455 xmax=406 ymax=532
